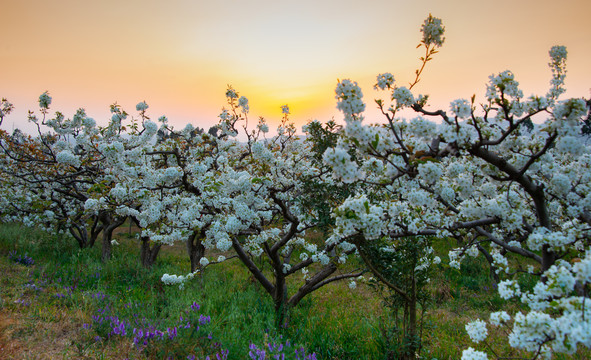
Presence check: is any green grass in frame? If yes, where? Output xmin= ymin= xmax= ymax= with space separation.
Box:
xmin=0 ymin=222 xmax=589 ymax=359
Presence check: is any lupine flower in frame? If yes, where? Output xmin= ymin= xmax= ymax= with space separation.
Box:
xmin=199 ymin=314 xmax=211 ymax=325
xmin=15 ymin=299 xmax=31 ymax=306
xmin=9 ymin=251 xmax=34 ymax=266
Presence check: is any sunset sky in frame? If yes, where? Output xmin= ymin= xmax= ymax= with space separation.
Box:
xmin=1 ymin=0 xmax=590 ymax=134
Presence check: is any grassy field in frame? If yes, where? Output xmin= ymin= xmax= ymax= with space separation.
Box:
xmin=0 ymin=223 xmax=588 ymax=359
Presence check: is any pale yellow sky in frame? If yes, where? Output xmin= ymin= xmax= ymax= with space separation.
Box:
xmin=1 ymin=0 xmax=590 ymax=134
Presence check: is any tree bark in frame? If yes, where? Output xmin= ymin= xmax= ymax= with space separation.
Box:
xmin=405 ymin=280 xmax=418 ymax=360
xmin=101 ymin=226 xmax=113 ymax=262
xmin=187 ymin=230 xmax=206 ymax=272
xmin=140 ymin=236 xmax=162 ymax=268
xmin=99 ymin=212 xmax=126 ymax=262
xmin=69 ymin=225 xmax=90 ymax=249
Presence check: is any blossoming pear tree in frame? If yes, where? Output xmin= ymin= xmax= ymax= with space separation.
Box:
xmin=323 ymin=14 xmax=590 ymax=360
xmin=0 ymin=95 xmax=109 ymax=251
xmin=81 ymin=101 xmax=174 ymax=265
xmin=157 ymin=88 xmax=364 ymax=324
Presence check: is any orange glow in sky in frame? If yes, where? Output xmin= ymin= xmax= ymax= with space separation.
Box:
xmin=1 ymin=0 xmax=590 ymax=134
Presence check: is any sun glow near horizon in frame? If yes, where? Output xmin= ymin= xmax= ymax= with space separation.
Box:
xmin=1 ymin=0 xmax=590 ymax=134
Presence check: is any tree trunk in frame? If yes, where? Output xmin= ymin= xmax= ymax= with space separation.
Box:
xmin=403 ymin=279 xmax=418 ymax=360
xmin=541 ymin=245 xmax=556 ymax=274
xmin=187 ymin=231 xmax=206 ymax=272
xmin=99 ymin=212 xmax=126 ymax=263
xmin=140 ymin=236 xmax=162 ymax=268
xmin=69 ymin=225 xmax=89 ymax=249
xmin=101 ymin=227 xmax=113 ymax=262
xmin=407 ymin=300 xmax=417 ymax=358
xmin=274 ymin=274 xmax=288 ymax=329
xmin=67 ymin=215 xmax=104 ymax=249
xmin=89 ymin=215 xmax=103 ymax=248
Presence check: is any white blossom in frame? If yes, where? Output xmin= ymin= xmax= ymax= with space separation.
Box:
xmin=136 ymin=101 xmax=149 ymax=111
xmin=375 ymin=73 xmax=395 ymax=90
xmin=461 ymin=348 xmax=488 ymax=360
xmin=466 ymin=319 xmax=488 ymax=343
xmin=489 ymin=311 xmax=510 ymax=326
xmin=55 ymin=150 xmax=81 ymax=167
xmin=199 ymin=257 xmax=209 ymax=267
xmin=392 ymin=87 xmax=415 ymax=108
xmin=421 ymin=14 xmax=445 ymax=47
xmin=450 ymin=99 xmax=472 ymax=119
xmin=38 ymin=91 xmax=52 ymax=109
xmin=335 ymin=79 xmax=365 ymax=116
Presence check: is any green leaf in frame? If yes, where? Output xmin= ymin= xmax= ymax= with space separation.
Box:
xmin=371 ymin=133 xmax=379 ymax=149
xmin=345 ymin=209 xmax=358 ymax=220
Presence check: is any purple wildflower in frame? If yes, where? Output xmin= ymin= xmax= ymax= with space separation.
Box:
xmin=190 ymin=302 xmax=200 ymax=311
xmin=15 ymin=298 xmax=30 ymax=306
xmin=167 ymin=326 xmax=178 ymax=340
xmin=9 ymin=251 xmax=34 ymax=266
xmin=199 ymin=314 xmax=211 ymax=325
xmin=112 ymin=320 xmax=126 ymax=336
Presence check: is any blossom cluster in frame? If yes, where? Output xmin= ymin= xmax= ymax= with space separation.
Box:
xmin=335 ymin=79 xmax=365 ymax=117
xmin=420 ymin=14 xmax=445 ymax=47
